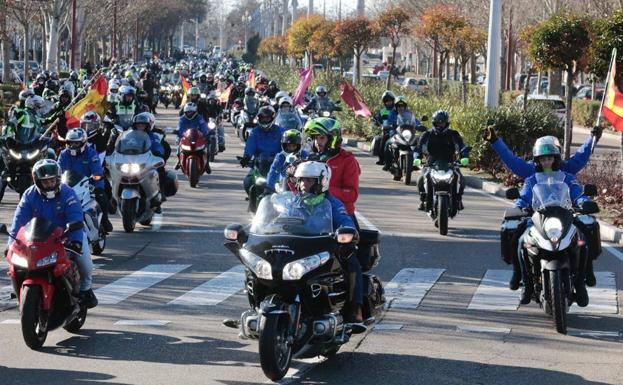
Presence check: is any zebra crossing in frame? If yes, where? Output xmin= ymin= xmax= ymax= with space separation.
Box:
xmin=0 ymin=264 xmax=619 ymax=315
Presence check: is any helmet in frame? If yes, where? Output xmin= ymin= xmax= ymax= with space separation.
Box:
xmin=303 ymin=118 xmax=331 ymax=138
xmin=281 ymin=129 xmax=302 ymax=153
xmin=294 ymin=161 xmax=331 ymax=195
xmin=535 ymin=135 xmax=562 ymax=150
xmin=532 ymin=141 xmax=561 ymax=158
xmin=18 ymin=89 xmax=35 ymax=101
xmin=69 ymin=71 xmax=79 ymax=81
xmin=36 ymin=74 xmax=46 ymax=84
xmin=109 ymin=80 xmax=120 ymax=93
xmin=315 ymin=85 xmax=327 ymax=96
xmin=80 ymin=111 xmax=101 ymax=138
xmin=257 ymin=105 xmax=276 ymax=131
xmin=65 ymin=128 xmax=88 ymax=156
xmin=188 ymin=86 xmax=201 ymax=96
xmin=45 ymin=79 xmax=59 ymax=92
xmin=207 ymin=92 xmax=218 ymax=102
xmin=119 ymin=85 xmax=135 ymax=96
xmin=280 ymin=96 xmax=293 ymax=107
xmin=183 ymin=102 xmax=198 ymax=116
xmin=59 ymin=87 xmax=73 ymax=102
xmin=275 ymin=90 xmax=289 ymax=103
xmin=206 ymin=73 xmax=214 ymax=81
xmin=381 ymin=90 xmax=396 ymax=103
xmin=32 ymin=159 xmax=62 ymax=199
xmin=245 ymin=87 xmax=255 ymax=96
xmin=50 ymin=71 xmax=59 ymax=81
xmin=132 ymin=112 xmax=153 ymax=131
xmin=25 ymin=95 xmax=44 ymax=110
xmin=268 ymin=80 xmax=277 ymax=88
xmin=317 ymin=118 xmax=342 ymax=150
xmin=395 ymin=96 xmax=408 ymax=108
xmin=432 ymin=110 xmax=450 ymax=132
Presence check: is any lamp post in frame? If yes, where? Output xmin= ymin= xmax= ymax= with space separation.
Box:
xmin=484 ymin=0 xmax=502 ymax=107
xmin=242 ymin=10 xmax=251 ymax=51
xmin=70 ymin=0 xmax=76 ymax=69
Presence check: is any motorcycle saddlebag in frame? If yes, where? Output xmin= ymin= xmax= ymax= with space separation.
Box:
xmin=370 ymin=135 xmax=382 ymax=157
xmin=357 ymin=229 xmax=381 ymax=272
xmin=500 ymin=218 xmax=521 ymax=265
xmin=164 ymin=170 xmax=179 ymax=197
xmin=576 ymin=215 xmax=602 ymax=260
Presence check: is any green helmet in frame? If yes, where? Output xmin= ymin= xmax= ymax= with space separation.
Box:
xmin=124 ymin=70 xmax=133 ymax=78
xmin=304 ymin=118 xmax=342 ymax=152
xmin=188 ymin=87 xmax=201 ymax=95
xmin=303 ymin=118 xmax=331 ymax=138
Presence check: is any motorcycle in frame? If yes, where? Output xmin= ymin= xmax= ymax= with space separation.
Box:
xmin=239 ymin=154 xmax=273 ymax=213
xmin=230 ymin=98 xmax=244 ymax=127
xmin=171 ymin=85 xmax=183 ymax=109
xmin=0 ymin=129 xmax=53 ymax=203
xmin=422 ymin=159 xmax=466 ymax=236
xmin=0 ymin=220 xmax=87 ymax=349
xmin=159 ymin=83 xmax=171 ymax=108
xmin=387 ymin=124 xmax=425 ymax=184
xmin=223 ymin=191 xmax=385 ymax=381
xmin=237 ymin=108 xmax=258 ymax=143
xmin=179 ymin=128 xmax=209 ymax=188
xmin=506 ymin=173 xmax=599 ymax=334
xmin=61 ymin=171 xmax=107 ymax=255
xmin=206 ymin=118 xmax=219 ymax=161
xmin=107 ymin=130 xmax=170 ymax=232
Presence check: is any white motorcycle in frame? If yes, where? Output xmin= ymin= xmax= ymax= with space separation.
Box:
xmin=61 ymin=170 xmax=107 ymax=255
xmin=106 ymin=130 xmax=165 ymax=233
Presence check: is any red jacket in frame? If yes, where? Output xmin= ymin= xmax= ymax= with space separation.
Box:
xmin=327 ymin=148 xmax=360 ymax=214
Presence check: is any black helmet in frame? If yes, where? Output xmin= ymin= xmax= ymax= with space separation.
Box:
xmin=268 ymin=80 xmax=277 ymax=88
xmin=257 ymin=105 xmax=276 ymax=131
xmin=432 ymin=110 xmax=450 ymax=132
xmin=32 ymin=159 xmax=61 ymax=199
xmin=69 ymin=71 xmax=79 ymax=81
xmin=381 ymin=90 xmax=396 ymax=103
xmin=245 ymin=87 xmax=255 ymax=96
xmin=80 ymin=111 xmax=102 ymax=138
xmin=281 ymin=129 xmax=302 ymax=153
xmin=132 ymin=112 xmax=153 ymax=131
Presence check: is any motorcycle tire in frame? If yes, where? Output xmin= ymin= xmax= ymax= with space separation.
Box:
xmin=189 ymin=158 xmax=199 ymax=188
xmin=259 ymin=314 xmax=293 ymax=381
xmin=121 ymin=198 xmax=138 ymax=233
xmin=550 ymin=270 xmax=567 ymax=334
xmin=392 ymin=162 xmax=402 ymax=181
xmin=438 ymin=195 xmax=449 ymax=236
xmin=63 ymin=305 xmax=87 ymax=333
xmin=20 ymin=285 xmax=48 ymax=350
xmin=248 ymin=187 xmax=258 ymax=213
xmin=91 ymin=232 xmax=106 ymax=255
xmin=0 ymin=179 xmax=6 ymax=204
xmin=404 ymin=154 xmax=413 ymax=185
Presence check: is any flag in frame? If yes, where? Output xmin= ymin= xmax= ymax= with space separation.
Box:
xmin=218 ymin=85 xmax=232 ymax=104
xmin=247 ymin=69 xmax=256 ymax=88
xmin=180 ymin=75 xmax=191 ymax=105
xmin=292 ymin=68 xmax=313 ymax=107
xmin=64 ymin=74 xmax=108 ymax=129
xmin=602 ymin=50 xmax=623 ymax=132
xmin=339 ymin=81 xmax=372 ymax=118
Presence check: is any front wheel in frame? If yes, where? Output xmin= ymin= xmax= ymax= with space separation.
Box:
xmin=188 ymin=158 xmax=199 ymax=188
xmin=20 ymin=285 xmax=48 ymax=350
xmin=121 ymin=198 xmax=138 ymax=233
xmin=550 ymin=269 xmax=568 ymax=334
xmin=438 ymin=195 xmax=449 ymax=236
xmin=0 ymin=179 xmax=6 ymax=204
xmin=259 ymin=315 xmax=293 ymax=381
xmin=404 ymin=154 xmax=413 ymax=185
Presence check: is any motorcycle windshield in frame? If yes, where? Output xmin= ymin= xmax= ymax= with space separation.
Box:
xmin=531 ymin=171 xmax=572 ymax=211
xmin=251 ymin=191 xmax=333 ymax=236
xmin=255 ymin=154 xmax=275 ymax=175
xmin=117 ymin=114 xmax=133 ymax=129
xmin=15 ymin=126 xmax=38 ymax=145
xmin=115 ymin=130 xmax=151 ymax=155
xmin=61 ymin=170 xmax=86 ymax=188
xmin=23 ymin=217 xmax=58 ymax=243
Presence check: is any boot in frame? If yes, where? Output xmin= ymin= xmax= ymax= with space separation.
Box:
xmin=575 ymin=281 xmax=589 ymax=307
xmin=575 ymin=250 xmax=590 ymax=307
xmin=204 ymin=162 xmax=212 ymax=174
xmin=80 ymin=289 xmax=98 ymax=309
xmin=585 ymin=258 xmax=596 ymax=287
xmin=375 ymin=159 xmax=384 ymax=166
xmin=509 ymin=256 xmax=522 ymax=291
xmin=457 ymin=196 xmax=464 ymax=211
xmin=520 ymin=272 xmax=533 ymax=305
xmin=418 ymin=194 xmax=426 ymax=211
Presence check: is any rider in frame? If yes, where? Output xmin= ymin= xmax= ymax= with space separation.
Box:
xmin=294 ymin=161 xmax=364 ymax=326
xmin=176 ymin=102 xmax=211 ymax=174
xmin=513 ymin=142 xmax=592 ymax=307
xmin=264 ymin=80 xmax=280 ymax=99
xmin=414 ymin=110 xmax=470 ymax=211
xmin=44 ymin=87 xmax=73 ymax=143
xmin=80 ymin=111 xmax=110 ymax=162
xmin=275 ymin=96 xmax=303 ymax=131
xmin=7 ymin=159 xmax=98 ymax=308
xmin=373 ymin=91 xmax=397 ymax=165
xmin=302 ymin=86 xmax=338 ymax=115
xmin=178 ymin=87 xmax=207 ymax=116
xmin=240 ymin=106 xmax=285 ymax=194
xmin=204 ymin=92 xmax=225 ymax=152
xmin=303 ymin=118 xmax=361 ymax=220
xmin=383 ymin=96 xmax=424 ymax=171
xmin=243 ymin=87 xmax=259 ymax=114
xmin=59 ymin=128 xmax=113 ymax=233
xmin=266 ymin=129 xmax=308 ymax=192
xmin=107 ymin=85 xmax=141 ymax=130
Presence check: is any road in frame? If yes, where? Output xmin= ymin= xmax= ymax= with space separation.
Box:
xmin=0 ymin=108 xmax=621 ymax=385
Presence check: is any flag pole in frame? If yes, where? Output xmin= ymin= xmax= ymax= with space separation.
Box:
xmin=593 ymin=48 xmax=617 ymax=154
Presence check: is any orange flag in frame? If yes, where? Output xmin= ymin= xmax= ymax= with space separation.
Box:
xmin=65 ymin=74 xmax=108 ymax=129
xmin=218 ymin=85 xmax=232 ymax=104
xmin=180 ymin=75 xmax=191 ymax=105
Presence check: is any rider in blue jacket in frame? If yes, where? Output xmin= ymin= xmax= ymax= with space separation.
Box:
xmin=59 ymin=128 xmax=113 ymax=232
xmin=266 ymin=129 xmax=308 ymax=192
xmin=240 ymin=106 xmax=285 ymax=194
xmin=176 ymin=102 xmax=211 ymax=173
xmin=8 ymin=159 xmax=98 ymax=308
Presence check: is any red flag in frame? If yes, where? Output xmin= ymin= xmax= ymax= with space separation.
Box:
xmin=602 ymin=56 xmax=623 ymax=132
xmin=247 ymin=69 xmax=256 ymax=88
xmin=292 ymin=68 xmax=313 ymax=107
xmin=65 ymin=74 xmax=109 ymax=129
xmin=339 ymin=81 xmax=371 ymax=118
xmin=180 ymin=75 xmax=191 ymax=105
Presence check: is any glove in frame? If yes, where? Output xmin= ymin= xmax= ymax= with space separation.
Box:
xmin=591 ymin=125 xmax=602 ymax=141
xmin=239 ymin=156 xmax=251 ymax=167
xmin=460 ymin=158 xmax=469 ymax=167
xmin=65 ymin=240 xmax=83 ymax=255
xmin=3 ymin=248 xmax=8 ymax=257
xmin=413 ymin=158 xmax=422 ymax=167
xmin=580 ymin=200 xmax=599 ymax=214
xmin=482 ymin=125 xmax=497 ymax=143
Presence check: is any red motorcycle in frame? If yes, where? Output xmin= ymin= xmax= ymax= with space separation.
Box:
xmin=179 ymin=128 xmax=208 ymax=188
xmin=1 ymin=219 xmax=87 ymax=350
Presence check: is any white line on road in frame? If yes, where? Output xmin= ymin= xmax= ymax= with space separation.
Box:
xmin=374 ymin=323 xmax=404 ymax=331
xmin=0 ymin=261 xmax=7 ymax=271
xmin=0 ymin=319 xmax=19 ymax=324
xmin=152 ymin=213 xmax=163 ymax=232
xmin=355 ymin=210 xmax=379 ymax=232
xmin=467 ymin=270 xmax=519 ymax=311
xmin=456 ymin=325 xmax=511 ymax=335
xmin=143 ymin=229 xmax=223 ymax=234
xmin=95 ymin=264 xmax=191 ymax=305
xmin=603 ymin=243 xmax=623 ymax=263
xmin=570 ymin=271 xmax=618 ymax=314
xmin=385 ymin=268 xmax=445 ymax=309
xmin=568 ymin=329 xmax=621 ymax=338
xmin=114 ymin=320 xmax=171 ymax=326
xmin=168 ymin=265 xmax=245 ymax=306
xmin=466 ymin=186 xmax=512 ymax=205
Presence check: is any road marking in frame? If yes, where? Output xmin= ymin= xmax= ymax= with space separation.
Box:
xmin=568 ymin=329 xmax=621 ymax=338
xmin=456 ymin=325 xmax=511 ymax=335
xmin=0 ymin=261 xmax=7 ymax=271
xmin=570 ymin=271 xmax=618 ymax=314
xmin=603 ymin=243 xmax=623 ymax=263
xmin=468 ymin=270 xmax=520 ymax=311
xmin=143 ymin=228 xmax=223 ymax=234
xmin=95 ymin=264 xmax=191 ymax=305
xmin=114 ymin=319 xmax=171 ymax=326
xmin=152 ymin=213 xmax=163 ymax=232
xmin=385 ymin=268 xmax=445 ymax=309
xmin=168 ymin=265 xmax=245 ymax=306
xmin=0 ymin=284 xmax=14 ymax=301
xmin=374 ymin=323 xmax=404 ymax=331
xmin=355 ymin=210 xmax=379 ymax=232
xmin=0 ymin=319 xmax=19 ymax=324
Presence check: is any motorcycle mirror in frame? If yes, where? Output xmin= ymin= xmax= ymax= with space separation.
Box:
xmin=335 ymin=226 xmax=359 ymax=244
xmin=224 ymin=223 xmax=247 ymax=244
xmin=583 ymin=184 xmax=598 ymax=197
xmin=505 ymin=187 xmax=520 ymax=200
xmin=0 ymin=224 xmax=8 ymax=235
xmin=421 ymin=115 xmax=429 ymax=122
xmin=64 ymin=221 xmax=84 ymax=235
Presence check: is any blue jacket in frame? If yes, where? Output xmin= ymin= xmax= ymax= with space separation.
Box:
xmin=58 ymin=145 xmax=105 ymax=189
xmin=492 ymin=136 xmax=592 ymax=179
xmin=514 ymin=171 xmax=588 ymax=209
xmin=327 ymin=193 xmax=355 ymax=229
xmin=177 ymin=114 xmax=209 ymax=139
xmin=9 ymin=184 xmax=84 ymax=244
xmin=147 ymin=131 xmax=165 ymax=157
xmin=244 ymin=125 xmax=286 ymax=159
xmin=266 ymin=149 xmax=310 ymax=190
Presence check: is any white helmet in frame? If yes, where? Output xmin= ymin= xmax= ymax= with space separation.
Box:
xmin=280 ymin=96 xmax=293 ymax=107
xmin=294 ymin=161 xmax=331 ymax=194
xmin=65 ymin=128 xmax=88 ymax=156
xmin=534 ymin=135 xmax=561 ymax=150
xmin=275 ymin=90 xmax=289 ymax=103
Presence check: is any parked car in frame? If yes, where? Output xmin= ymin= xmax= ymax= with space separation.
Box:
xmin=376 ymin=70 xmax=390 ymax=80
xmin=516 ymin=94 xmax=570 ymax=128
xmin=402 ymin=77 xmax=430 ymax=93
xmin=575 ymin=87 xmax=605 ymax=101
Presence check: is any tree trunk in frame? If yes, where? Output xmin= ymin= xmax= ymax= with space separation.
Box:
xmin=0 ymin=3 xmax=11 ymax=83
xmin=522 ymin=67 xmax=533 ymax=113
xmin=46 ymin=14 xmax=61 ymax=71
xmin=470 ymin=53 xmax=477 ymax=84
xmin=461 ymin=60 xmax=468 ymax=104
xmin=549 ymin=70 xmax=562 ymax=96
xmin=386 ymin=43 xmax=397 ymax=90
xmin=437 ymin=54 xmax=444 ymax=96
xmin=563 ymin=68 xmax=574 ymax=160
xmin=23 ymin=24 xmax=30 ymax=82
xmin=432 ymin=40 xmax=438 ymax=78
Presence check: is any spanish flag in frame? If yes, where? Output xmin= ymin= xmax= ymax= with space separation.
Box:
xmin=247 ymin=69 xmax=256 ymax=88
xmin=65 ymin=74 xmax=108 ymax=129
xmin=218 ymin=85 xmax=232 ymax=104
xmin=602 ymin=49 xmax=623 ymax=132
xmin=180 ymin=75 xmax=191 ymax=105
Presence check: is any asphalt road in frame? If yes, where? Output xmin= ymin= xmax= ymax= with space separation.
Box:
xmin=0 ymin=108 xmax=621 ymax=385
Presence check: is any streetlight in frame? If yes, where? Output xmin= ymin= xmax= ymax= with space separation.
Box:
xmin=242 ymin=10 xmax=252 ymax=51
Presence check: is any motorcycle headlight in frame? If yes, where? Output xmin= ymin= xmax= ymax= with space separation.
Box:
xmin=119 ymin=163 xmax=142 ymax=174
xmin=208 ymin=122 xmax=216 ymax=130
xmin=160 ymin=86 xmax=167 ymax=92
xmin=256 ymin=177 xmax=267 ymax=185
xmin=36 ymin=252 xmax=58 ymax=268
xmin=26 ymin=149 xmax=40 ymax=160
xmin=282 ymin=252 xmax=330 ymax=281
xmin=11 ymin=252 xmax=28 ymax=268
xmin=402 ymin=130 xmax=413 ymax=141
xmin=180 ymin=144 xmax=192 ymax=151
xmin=543 ymin=217 xmax=563 ymax=243
xmin=240 ymin=249 xmax=272 ymax=280
xmin=9 ymin=149 xmax=22 ymax=159
xmin=431 ymin=169 xmax=453 ymax=182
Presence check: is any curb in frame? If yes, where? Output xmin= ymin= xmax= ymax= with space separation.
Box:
xmin=344 ymin=137 xmax=623 ymax=246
